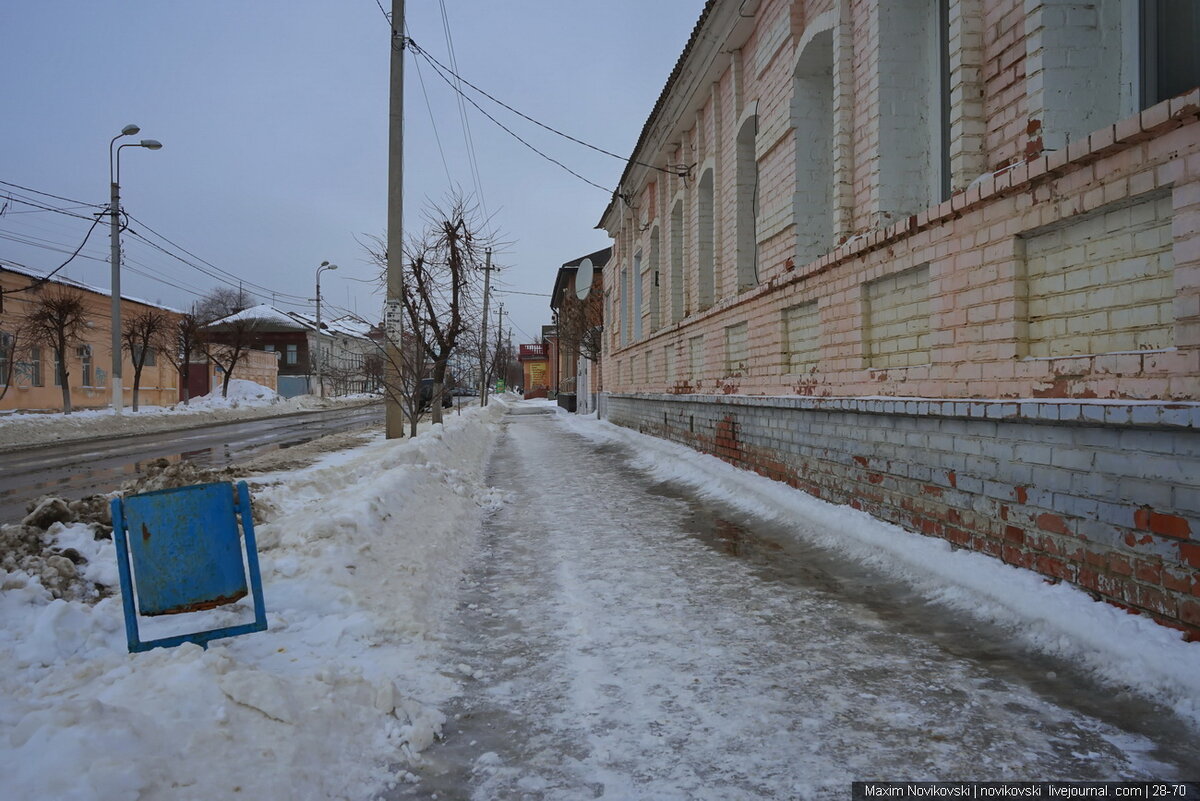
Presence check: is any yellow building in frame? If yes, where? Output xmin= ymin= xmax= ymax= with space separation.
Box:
xmin=0 ymin=265 xmax=183 ymax=412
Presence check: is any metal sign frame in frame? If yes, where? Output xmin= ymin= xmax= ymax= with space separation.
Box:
xmin=110 ymin=480 xmax=268 ymax=653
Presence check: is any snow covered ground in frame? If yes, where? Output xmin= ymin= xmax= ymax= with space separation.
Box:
xmin=552 ymin=412 xmax=1200 ymax=723
xmin=0 ymin=380 xmax=381 ymax=451
xmin=1 ymin=398 xmax=1198 ymax=801
xmin=399 ymin=408 xmax=1199 ymax=799
xmin=0 ymin=399 xmax=510 ymax=800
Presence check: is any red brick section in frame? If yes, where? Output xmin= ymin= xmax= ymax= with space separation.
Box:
xmin=648 ymin=415 xmax=1200 ymax=642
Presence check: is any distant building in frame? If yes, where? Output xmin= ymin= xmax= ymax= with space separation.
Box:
xmin=597 ymin=0 xmax=1200 ymax=636
xmin=550 ymin=247 xmax=608 ymax=413
xmin=202 ymin=304 xmax=376 ymax=398
xmin=0 ymin=265 xmax=183 ymax=412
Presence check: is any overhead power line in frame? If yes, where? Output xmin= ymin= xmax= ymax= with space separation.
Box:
xmin=409 ymin=40 xmax=612 ymax=194
xmin=410 ymin=42 xmax=687 ymax=179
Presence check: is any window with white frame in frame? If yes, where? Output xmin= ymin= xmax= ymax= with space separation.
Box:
xmin=78 ymin=344 xmax=93 ymax=386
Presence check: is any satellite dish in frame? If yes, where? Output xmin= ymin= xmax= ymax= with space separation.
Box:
xmin=575 ymin=258 xmax=593 ymax=300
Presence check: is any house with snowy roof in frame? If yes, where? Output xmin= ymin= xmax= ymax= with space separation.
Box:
xmin=202 ymin=303 xmax=378 ymax=398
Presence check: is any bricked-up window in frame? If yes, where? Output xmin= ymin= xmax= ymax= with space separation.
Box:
xmin=877 ymin=0 xmax=947 ymax=215
xmin=1141 ymin=0 xmax=1200 ymax=108
xmin=725 ymin=322 xmax=749 ymax=375
xmin=735 ymin=115 xmax=759 ymax=290
xmin=1027 ymin=0 xmax=1124 ymax=152
xmin=792 ymin=28 xmax=833 ymax=267
xmin=863 ymin=264 xmax=931 ymax=368
xmin=1021 ymin=192 xmax=1175 ymax=357
xmin=648 ymin=227 xmax=661 ymax=332
xmin=688 ymin=335 xmax=704 ymax=383
xmin=783 ymin=301 xmax=820 ymax=373
xmin=664 ymin=344 xmax=675 ymax=385
xmin=697 ymin=169 xmax=715 ymax=309
xmin=629 ymin=355 xmax=637 ymax=388
xmin=670 ymin=200 xmax=684 ymax=322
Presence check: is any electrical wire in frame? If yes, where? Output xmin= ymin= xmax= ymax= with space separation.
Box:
xmin=412 ymin=44 xmax=612 ymax=194
xmin=1 ymin=211 xmax=107 ymax=296
xmin=410 ymin=27 xmax=454 ymax=187
xmin=410 ymin=42 xmax=686 ymax=179
xmin=0 ymin=179 xmax=103 ymax=210
xmin=438 ymin=0 xmax=489 ymax=220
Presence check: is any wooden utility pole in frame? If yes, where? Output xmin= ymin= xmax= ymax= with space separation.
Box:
xmin=385 ymin=0 xmax=406 ymax=438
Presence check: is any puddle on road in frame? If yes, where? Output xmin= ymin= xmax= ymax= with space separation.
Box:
xmin=645 ymin=478 xmax=1200 ymax=772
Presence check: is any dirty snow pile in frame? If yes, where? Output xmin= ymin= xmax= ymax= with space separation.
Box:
xmin=555 ymin=411 xmax=1200 ymax=725
xmin=0 ymin=400 xmax=509 ymax=800
xmin=0 ymin=382 xmax=382 ymax=451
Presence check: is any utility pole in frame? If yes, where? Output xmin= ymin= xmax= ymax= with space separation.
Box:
xmin=384 ymin=0 xmax=406 ymax=438
xmin=478 ymin=247 xmax=493 ymax=407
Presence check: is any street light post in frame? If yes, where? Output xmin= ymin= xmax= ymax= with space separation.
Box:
xmin=109 ymin=125 xmax=162 ymax=414
xmin=314 ymin=261 xmax=338 ymax=398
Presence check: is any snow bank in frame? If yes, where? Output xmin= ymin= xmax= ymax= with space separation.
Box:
xmin=555 ymin=411 xmax=1200 ymax=725
xmin=184 ymin=378 xmax=280 ymax=409
xmin=0 ymin=400 xmax=509 ymax=800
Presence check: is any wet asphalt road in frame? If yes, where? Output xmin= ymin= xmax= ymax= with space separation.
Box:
xmin=0 ymin=402 xmax=382 ymax=524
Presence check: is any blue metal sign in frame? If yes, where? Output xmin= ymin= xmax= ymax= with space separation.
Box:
xmin=110 ymin=481 xmax=267 ymax=653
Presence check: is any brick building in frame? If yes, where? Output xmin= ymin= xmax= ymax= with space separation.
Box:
xmin=203 ymin=304 xmax=375 ymax=398
xmin=597 ymin=0 xmax=1200 ymax=636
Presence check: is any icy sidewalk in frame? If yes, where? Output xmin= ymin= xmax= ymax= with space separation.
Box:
xmin=0 ymin=401 xmax=509 ymax=801
xmin=401 ymin=407 xmax=1200 ymax=800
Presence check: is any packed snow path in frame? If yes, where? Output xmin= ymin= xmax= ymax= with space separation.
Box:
xmin=395 ymin=407 xmax=1199 ymax=800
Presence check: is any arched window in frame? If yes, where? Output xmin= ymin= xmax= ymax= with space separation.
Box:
xmin=697 ymin=168 xmax=715 ymax=310
xmin=670 ymin=200 xmax=684 ymax=321
xmin=792 ymin=29 xmax=833 ymax=268
xmin=735 ymin=115 xmax=759 ymax=290
xmin=648 ymin=227 xmax=661 ymax=332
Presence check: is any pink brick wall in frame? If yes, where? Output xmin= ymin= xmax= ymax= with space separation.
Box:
xmin=600 ymin=0 xmax=1200 ymax=404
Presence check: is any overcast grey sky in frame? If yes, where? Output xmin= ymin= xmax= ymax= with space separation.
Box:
xmin=0 ymin=1 xmax=704 ymax=345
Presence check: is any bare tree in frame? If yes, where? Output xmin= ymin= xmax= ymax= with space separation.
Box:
xmin=198 ymin=316 xmax=260 ymax=398
xmin=363 ymin=192 xmax=497 ymax=425
xmin=194 ymin=286 xmax=251 ymax=324
xmin=195 ymin=288 xmax=263 ymax=398
xmin=121 ymin=308 xmax=174 ymax=411
xmin=158 ymin=311 xmax=203 ymax=404
xmin=22 ymin=287 xmax=87 ymax=413
xmin=0 ymin=325 xmax=20 ymax=403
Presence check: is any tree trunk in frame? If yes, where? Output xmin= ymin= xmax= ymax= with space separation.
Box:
xmin=430 ymin=357 xmax=449 ymax=425
xmin=57 ymin=338 xmax=72 ymax=414
xmin=131 ymin=363 xmax=143 ymax=412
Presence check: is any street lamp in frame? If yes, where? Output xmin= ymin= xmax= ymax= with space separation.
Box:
xmin=314 ymin=261 xmax=338 ymax=398
xmin=109 ymin=124 xmax=162 ymax=414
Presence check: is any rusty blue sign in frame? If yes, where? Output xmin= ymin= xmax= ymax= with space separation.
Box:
xmin=110 ymin=481 xmax=267 ymax=653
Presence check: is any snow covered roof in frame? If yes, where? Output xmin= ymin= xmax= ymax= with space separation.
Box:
xmin=205 ymin=303 xmax=376 ymax=340
xmin=0 ymin=263 xmax=185 ymax=314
